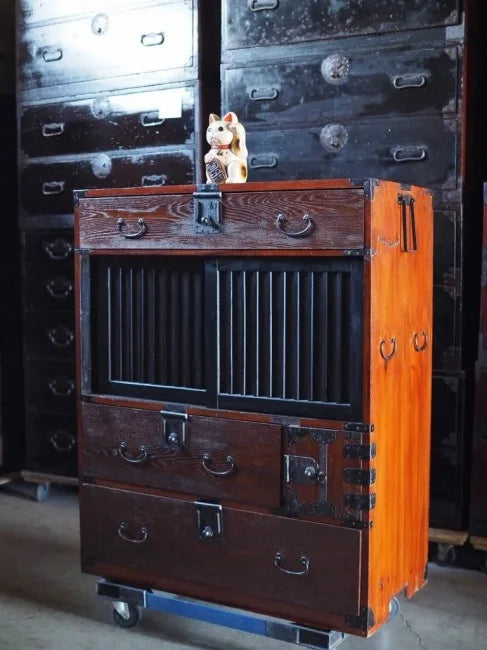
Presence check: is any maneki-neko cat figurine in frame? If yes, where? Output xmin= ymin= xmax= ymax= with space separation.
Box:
xmin=204 ymin=112 xmax=248 ymax=184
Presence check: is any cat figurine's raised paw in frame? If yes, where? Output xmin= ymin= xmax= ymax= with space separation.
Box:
xmin=204 ymin=112 xmax=248 ymax=184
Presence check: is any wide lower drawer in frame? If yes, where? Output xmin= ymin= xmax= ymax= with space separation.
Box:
xmin=80 ymin=402 xmax=281 ymax=508
xmin=77 ymin=188 xmax=365 ymax=250
xmin=80 ymin=484 xmax=362 ymax=622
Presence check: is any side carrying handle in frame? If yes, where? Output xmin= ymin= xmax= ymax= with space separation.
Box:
xmin=276 ymin=213 xmax=314 ymax=238
xmin=413 ymin=331 xmax=428 ymax=352
xmin=398 ymin=195 xmax=417 ymax=252
xmin=117 ymin=217 xmax=147 ymax=239
xmin=118 ymin=522 xmax=148 ymax=544
xmin=380 ymin=338 xmax=397 ymax=368
xmin=274 ymin=552 xmax=310 ymax=576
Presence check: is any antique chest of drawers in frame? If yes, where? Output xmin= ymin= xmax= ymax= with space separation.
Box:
xmin=74 ymin=178 xmax=433 ymax=636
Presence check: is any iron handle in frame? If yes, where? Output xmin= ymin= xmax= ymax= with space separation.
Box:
xmin=42 ymin=181 xmax=65 ymax=196
xmin=380 ymin=338 xmax=397 ymax=366
xmin=276 ymin=213 xmax=314 ymax=238
xmin=42 ymin=122 xmax=65 ymax=137
xmin=50 ymin=432 xmax=75 ymax=452
xmin=45 ymin=278 xmax=73 ymax=299
xmin=47 ymin=326 xmax=74 ymax=348
xmin=41 ymin=47 xmax=63 ymax=62
xmin=140 ymin=112 xmax=165 ymax=127
xmin=249 ymin=87 xmax=279 ymax=101
xmin=118 ymin=441 xmax=150 ymax=464
xmin=141 ymin=174 xmax=166 ymax=187
xmin=118 ymin=522 xmax=148 ymax=544
xmin=43 ymin=238 xmax=72 ymax=260
xmin=413 ymin=331 xmax=428 ymax=351
xmin=249 ymin=0 xmax=279 ymax=10
xmin=117 ymin=217 xmax=148 ymax=239
xmin=391 ymin=146 xmax=427 ymax=163
xmin=249 ymin=154 xmax=278 ymax=169
xmin=393 ymin=73 xmax=427 ymax=89
xmin=48 ymin=378 xmax=75 ymax=397
xmin=140 ymin=32 xmax=164 ymax=46
xmin=202 ymin=453 xmax=236 ymax=477
xmin=274 ymin=552 xmax=310 ymax=576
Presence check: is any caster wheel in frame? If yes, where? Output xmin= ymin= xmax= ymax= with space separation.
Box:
xmin=436 ymin=543 xmax=456 ymax=566
xmin=113 ymin=604 xmax=140 ymax=628
xmin=389 ymin=597 xmax=400 ymax=619
xmin=35 ymin=484 xmax=50 ymax=503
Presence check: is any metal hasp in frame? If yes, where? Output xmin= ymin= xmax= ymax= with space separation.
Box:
xmin=161 ymin=409 xmax=188 ymax=450
xmin=97 ymin=579 xmax=346 ymax=649
xmin=195 ymin=500 xmax=223 ymax=541
xmin=285 ymin=454 xmax=325 ymax=485
xmin=193 ymin=184 xmax=222 ymax=233
xmin=398 ymin=194 xmax=417 ymax=252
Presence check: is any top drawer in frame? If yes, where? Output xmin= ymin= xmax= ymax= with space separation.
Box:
xmin=76 ymin=188 xmax=365 ymax=251
xmin=18 ymin=1 xmax=195 ymax=91
xmin=19 ymin=0 xmax=172 ymax=25
xmin=223 ymin=0 xmax=460 ymax=50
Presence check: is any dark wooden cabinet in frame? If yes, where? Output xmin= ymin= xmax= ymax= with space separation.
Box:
xmin=75 ymin=178 xmax=433 ymax=637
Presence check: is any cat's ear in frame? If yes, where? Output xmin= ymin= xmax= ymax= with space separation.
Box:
xmin=223 ymin=112 xmax=238 ymax=124
xmin=209 ymin=113 xmax=220 ymax=123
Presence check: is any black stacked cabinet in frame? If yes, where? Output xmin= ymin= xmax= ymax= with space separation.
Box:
xmin=16 ymin=0 xmax=219 ymax=477
xmin=221 ymin=0 xmax=485 ymax=530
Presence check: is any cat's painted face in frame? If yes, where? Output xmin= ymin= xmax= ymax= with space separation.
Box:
xmin=206 ymin=113 xmax=237 ymax=147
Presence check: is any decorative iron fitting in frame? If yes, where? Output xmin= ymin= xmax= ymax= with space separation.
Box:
xmin=193 ymin=184 xmax=222 ymax=233
xmin=161 ymin=410 xmax=188 ymax=450
xmin=344 ymin=422 xmax=374 ymax=433
xmin=345 ymin=493 xmax=376 ymax=511
xmin=343 ymin=443 xmax=377 ymax=460
xmin=346 ymin=607 xmax=375 ymax=631
xmin=284 ymin=455 xmax=325 ymax=485
xmin=344 ymin=468 xmax=376 ymax=486
xmin=195 ymin=501 xmax=223 ymax=541
xmin=285 ymin=425 xmax=336 ymax=446
xmin=342 ymin=515 xmax=373 ymax=530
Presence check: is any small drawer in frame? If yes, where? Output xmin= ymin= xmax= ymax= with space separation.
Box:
xmin=24 ymin=267 xmax=74 ymax=310
xmin=80 ymin=483 xmax=362 ymax=624
xmin=80 ymin=402 xmax=281 ymax=508
xmin=25 ymin=360 xmax=76 ymax=412
xmin=24 ymin=311 xmax=75 ymax=361
xmin=25 ymin=410 xmax=78 ymax=476
xmin=21 ymin=84 xmax=196 ymax=157
xmin=77 ymin=187 xmax=365 ymax=250
xmin=433 ymin=285 xmax=461 ymax=371
xmin=23 ymin=229 xmax=74 ymax=269
xmin=19 ymin=0 xmax=164 ymax=25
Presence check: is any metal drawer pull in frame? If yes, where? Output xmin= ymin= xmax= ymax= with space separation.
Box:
xmin=140 ymin=112 xmax=165 ymax=127
xmin=42 ymin=181 xmax=65 ymax=196
xmin=276 ymin=213 xmax=314 ymax=238
xmin=43 ymin=238 xmax=72 ymax=260
xmin=413 ymin=331 xmax=428 ymax=352
xmin=117 ymin=217 xmax=148 ymax=239
xmin=118 ymin=441 xmax=150 ymax=464
xmin=142 ymin=174 xmax=166 ymax=186
xmin=274 ymin=552 xmax=310 ymax=576
xmin=50 ymin=432 xmax=75 ymax=452
xmin=391 ymin=146 xmax=427 ymax=163
xmin=118 ymin=522 xmax=148 ymax=544
xmin=202 ymin=453 xmax=236 ymax=477
xmin=47 ymin=326 xmax=74 ymax=348
xmin=45 ymin=277 xmax=73 ymax=299
xmin=41 ymin=46 xmax=63 ymax=62
xmin=42 ymin=122 xmax=65 ymax=137
xmin=141 ymin=32 xmax=164 ymax=47
xmin=249 ymin=154 xmax=278 ymax=169
xmin=249 ymin=0 xmax=279 ymax=11
xmin=249 ymin=87 xmax=279 ymax=101
xmin=48 ymin=378 xmax=75 ymax=397
xmin=380 ymin=338 xmax=396 ymax=367
xmin=393 ymin=73 xmax=427 ymax=89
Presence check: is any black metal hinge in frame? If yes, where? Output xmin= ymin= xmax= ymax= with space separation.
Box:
xmin=346 ymin=607 xmax=375 ymax=631
xmin=342 ymin=515 xmax=373 ymax=530
xmin=344 ymin=422 xmax=374 ymax=433
xmin=343 ymin=443 xmax=376 ymax=460
xmin=344 ymin=493 xmax=376 ymax=511
xmin=344 ymin=468 xmax=376 ymax=485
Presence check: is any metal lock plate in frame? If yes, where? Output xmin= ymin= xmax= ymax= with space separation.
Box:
xmin=193 ymin=184 xmax=222 ymax=233
xmin=195 ymin=501 xmax=223 ymax=541
xmin=162 ymin=410 xmax=188 ymax=450
xmin=320 ymin=124 xmax=349 ymax=153
xmin=321 ymin=54 xmax=350 ymax=85
xmin=284 ymin=455 xmax=325 ymax=485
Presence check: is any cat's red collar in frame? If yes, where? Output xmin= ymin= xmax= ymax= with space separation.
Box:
xmin=211 ymin=144 xmax=231 ymax=150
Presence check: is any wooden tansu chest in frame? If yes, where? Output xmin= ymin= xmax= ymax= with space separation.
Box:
xmin=74 ymin=178 xmax=433 ymax=637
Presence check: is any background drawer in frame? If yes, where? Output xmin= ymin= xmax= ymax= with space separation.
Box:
xmin=18 ymin=2 xmax=195 ymax=90
xmin=25 ymin=410 xmax=77 ymax=475
xmin=80 ymin=484 xmax=362 ymax=623
xmin=25 ymin=360 xmax=76 ymax=412
xmin=223 ymin=46 xmax=458 ymax=126
xmin=223 ymin=0 xmax=460 ymax=50
xmin=244 ymin=117 xmax=457 ymax=190
xmin=23 ymin=229 xmax=74 ymax=269
xmin=77 ymin=188 xmax=364 ymax=250
xmin=21 ymin=84 xmax=196 ymax=157
xmin=21 ymin=149 xmax=195 ymax=216
xmin=81 ymin=403 xmax=281 ymax=508
xmin=24 ymin=311 xmax=75 ymax=361
xmin=24 ymin=268 xmax=74 ymax=310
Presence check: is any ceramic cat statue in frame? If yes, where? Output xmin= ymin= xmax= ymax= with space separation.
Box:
xmin=204 ymin=112 xmax=248 ymax=184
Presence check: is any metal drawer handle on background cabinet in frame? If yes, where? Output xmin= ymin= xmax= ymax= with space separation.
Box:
xmin=413 ymin=331 xmax=428 ymax=351
xmin=249 ymin=154 xmax=278 ymax=169
xmin=43 ymin=238 xmax=72 ymax=260
xmin=48 ymin=378 xmax=75 ymax=397
xmin=202 ymin=453 xmax=236 ymax=477
xmin=117 ymin=217 xmax=148 ymax=239
xmin=249 ymin=87 xmax=279 ymax=101
xmin=275 ymin=213 xmax=314 ymax=238
xmin=391 ymin=146 xmax=427 ymax=162
xmin=41 ymin=46 xmax=63 ymax=62
xmin=46 ymin=325 xmax=74 ymax=348
xmin=142 ymin=174 xmax=166 ymax=187
xmin=45 ymin=277 xmax=73 ymax=299
xmin=249 ymin=0 xmax=279 ymax=11
xmin=274 ymin=552 xmax=310 ymax=576
xmin=393 ymin=73 xmax=427 ymax=89
xmin=140 ymin=112 xmax=165 ymax=127
xmin=50 ymin=431 xmax=75 ymax=452
xmin=42 ymin=181 xmax=65 ymax=196
xmin=42 ymin=122 xmax=65 ymax=137
xmin=118 ymin=522 xmax=148 ymax=544
xmin=140 ymin=32 xmax=164 ymax=47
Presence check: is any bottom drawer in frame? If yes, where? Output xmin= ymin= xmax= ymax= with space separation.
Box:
xmin=25 ymin=410 xmax=78 ymax=476
xmin=80 ymin=484 xmax=362 ymax=626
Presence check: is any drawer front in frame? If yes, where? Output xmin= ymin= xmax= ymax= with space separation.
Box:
xmin=245 ymin=117 xmax=457 ymax=190
xmin=434 ymin=209 xmax=461 ymax=287
xmin=23 ymin=229 xmax=74 ymax=270
xmin=25 ymin=410 xmax=77 ymax=476
xmin=433 ymin=285 xmax=461 ymax=371
xmin=25 ymin=360 xmax=76 ymax=412
xmin=24 ymin=310 xmax=75 ymax=361
xmin=77 ymin=188 xmax=364 ymax=250
xmin=21 ymin=150 xmax=195 ymax=216
xmin=223 ymin=0 xmax=460 ymax=50
xmin=19 ymin=2 xmax=195 ymax=90
xmin=223 ymin=46 xmax=458 ymax=125
xmin=24 ymin=266 xmax=74 ymax=310
xmin=80 ymin=403 xmax=281 ymax=507
xmin=80 ymin=484 xmax=362 ymax=620
xmin=21 ymin=85 xmax=195 ymax=157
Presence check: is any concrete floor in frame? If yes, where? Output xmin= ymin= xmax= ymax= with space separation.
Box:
xmin=0 ymin=486 xmax=486 ymax=650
